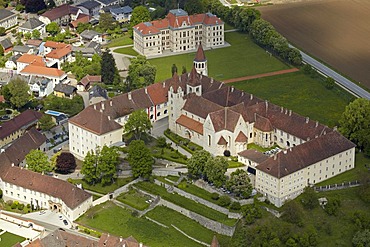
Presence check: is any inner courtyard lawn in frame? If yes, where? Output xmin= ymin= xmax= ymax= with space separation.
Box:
xmin=77 ymin=202 xmax=209 ymax=247
xmin=0 ymin=232 xmax=26 ymax=247
xmin=149 ymin=31 xmax=290 ymax=82
xmin=230 ymin=71 xmax=354 ymax=127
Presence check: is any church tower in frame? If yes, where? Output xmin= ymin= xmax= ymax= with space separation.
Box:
xmin=193 ymin=43 xmax=208 ymax=76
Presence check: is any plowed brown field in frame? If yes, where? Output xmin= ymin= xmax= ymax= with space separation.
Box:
xmin=258 ymin=0 xmax=370 ymax=89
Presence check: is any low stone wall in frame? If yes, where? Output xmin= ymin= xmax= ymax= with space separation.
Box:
xmin=154 ymin=179 xmax=241 ymax=219
xmin=92 ymin=194 xmax=110 ymax=207
xmin=152 ymin=169 xmax=184 ymax=177
xmin=112 ymin=178 xmax=142 ymax=198
xmin=158 ymin=199 xmax=236 ymax=236
xmin=0 ymin=212 xmax=44 ymax=232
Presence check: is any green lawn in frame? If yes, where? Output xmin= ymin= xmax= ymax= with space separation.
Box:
xmin=150 ymin=31 xmax=290 ymax=82
xmin=317 ymin=152 xmax=370 ymax=186
xmin=147 ymin=206 xmax=231 ymax=246
xmin=230 ymin=71 xmax=354 ymax=127
xmin=77 ymin=201 xmax=206 ymax=247
xmin=228 ymin=160 xmax=245 ymax=168
xmin=152 ymin=147 xmax=188 ymax=164
xmin=135 ymin=181 xmax=237 ymax=226
xmin=116 ymin=189 xmax=151 ymax=210
xmin=70 ymin=177 xmax=134 ymax=194
xmin=105 ymin=35 xmax=133 ymax=48
xmin=0 ymin=232 xmax=26 ymax=247
xmin=113 ymin=47 xmax=138 ymax=56
xmin=224 ymin=22 xmax=234 ymax=31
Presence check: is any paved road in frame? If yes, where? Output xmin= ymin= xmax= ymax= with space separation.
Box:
xmin=291 ymin=45 xmax=370 ymax=99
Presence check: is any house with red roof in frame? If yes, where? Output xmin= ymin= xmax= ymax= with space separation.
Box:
xmin=133 ymin=9 xmax=224 ymax=56
xmin=39 ymin=4 xmax=82 ymax=25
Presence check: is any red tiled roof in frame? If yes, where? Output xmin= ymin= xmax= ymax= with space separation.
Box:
xmin=182 ymin=93 xmax=222 ymax=119
xmin=41 ymin=4 xmax=79 ymax=21
xmin=217 ymin=136 xmax=227 ymax=145
xmin=176 ymin=115 xmax=203 ymax=134
xmin=209 ymin=108 xmax=241 ymax=132
xmin=0 ymin=109 xmax=42 ymax=140
xmin=194 ymin=43 xmax=206 ymax=62
xmin=254 ymin=114 xmax=273 ymax=132
xmin=21 ymin=65 xmax=65 ymax=77
xmin=46 ymin=45 xmax=72 ymax=59
xmin=2 ymin=166 xmax=91 ymax=209
xmin=238 ymin=149 xmax=269 ymax=164
xmin=70 ymin=14 xmax=91 ymax=28
xmin=17 ymin=54 xmax=45 ymax=67
xmin=44 ymin=41 xmax=68 ymax=49
xmin=256 ymin=131 xmax=356 ymax=178
xmin=146 ymin=82 xmax=168 ymax=105
xmin=235 ymin=131 xmax=248 ymax=142
xmin=26 ymin=39 xmax=43 ymax=47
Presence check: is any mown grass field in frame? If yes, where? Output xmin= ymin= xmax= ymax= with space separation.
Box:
xmin=77 ymin=202 xmax=215 ymax=247
xmin=113 ymin=47 xmax=138 ymax=56
xmin=0 ymin=232 xmax=26 ymax=247
xmin=116 ymin=189 xmax=150 ymax=210
xmin=230 ymin=71 xmax=354 ymax=127
xmin=69 ymin=177 xmax=133 ymax=194
xmin=105 ymin=34 xmax=133 ymax=48
xmin=149 ymin=31 xmax=290 ymax=82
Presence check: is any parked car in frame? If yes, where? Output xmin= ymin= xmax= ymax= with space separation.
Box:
xmin=63 ymin=219 xmax=68 ymax=225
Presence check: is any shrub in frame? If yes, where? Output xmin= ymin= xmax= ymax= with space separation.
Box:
xmin=223 ymin=150 xmax=231 ymax=157
xmin=219 ymin=195 xmax=231 ymax=207
xmin=231 ymin=156 xmax=238 ymax=162
xmin=0 ymin=189 xmax=2 ymax=199
xmin=18 ymin=204 xmax=24 ymax=210
xmin=157 ymin=137 xmax=167 ymax=148
xmin=211 ymin=192 xmax=220 ymax=200
xmin=131 ymin=210 xmax=139 ymax=217
xmin=229 ymin=201 xmax=241 ymax=210
xmin=7 ymin=200 xmax=13 ymax=206
xmin=84 ymin=228 xmax=90 ymax=234
xmin=26 ymin=204 xmax=31 ymax=209
xmin=11 ymin=203 xmax=17 ymax=209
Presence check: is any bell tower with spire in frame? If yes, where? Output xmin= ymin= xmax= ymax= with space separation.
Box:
xmin=193 ymin=43 xmax=208 ymax=76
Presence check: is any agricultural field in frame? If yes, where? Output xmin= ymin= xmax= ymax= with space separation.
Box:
xmin=258 ymin=0 xmax=370 ymax=89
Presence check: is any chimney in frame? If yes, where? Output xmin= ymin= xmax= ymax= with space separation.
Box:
xmin=289 ymin=110 xmax=292 ymax=116
xmin=289 ymin=148 xmax=292 ymax=152
xmin=315 ymin=121 xmax=318 ymax=127
xmin=128 ymin=92 xmax=132 ymax=100
xmin=94 ymin=104 xmax=96 ymax=110
xmin=140 ymin=243 xmax=143 ymax=247
xmin=250 ymin=94 xmax=253 ymax=100
xmin=273 ymin=154 xmax=277 ymax=160
xmin=101 ymin=102 xmax=105 ymax=110
xmin=283 ymin=150 xmax=287 ymax=154
xmin=11 ymin=163 xmax=14 ymax=167
xmin=145 ymin=87 xmax=148 ymax=94
xmin=120 ymin=237 xmax=123 ymax=242
xmin=231 ymin=86 xmax=234 ymax=92
xmin=110 ymin=100 xmax=112 ymax=107
xmin=241 ymin=92 xmax=244 ymax=96
xmin=333 ymin=126 xmax=337 ymax=131
xmin=163 ymin=82 xmax=165 ymax=88
xmin=265 ymin=100 xmax=268 ymax=109
xmin=108 ymin=116 xmax=111 ymax=120
xmin=210 ymin=78 xmax=213 ymax=83
xmin=285 ymin=109 xmax=288 ymax=115
xmin=306 ymin=117 xmax=309 ymax=123
xmin=281 ymin=106 xmax=283 ymax=113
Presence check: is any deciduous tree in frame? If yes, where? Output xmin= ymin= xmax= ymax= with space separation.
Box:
xmin=25 ymin=150 xmax=52 ymax=173
xmin=127 ymin=55 xmax=156 ymax=90
xmin=32 ymin=29 xmax=41 ymax=39
xmin=127 ymin=140 xmax=153 ymax=179
xmin=81 ymin=150 xmax=99 ymax=185
xmin=300 ymin=186 xmax=318 ymax=210
xmin=7 ymin=77 xmax=30 ymax=109
xmin=352 ymin=229 xmax=370 ymax=247
xmin=130 ymin=6 xmax=151 ymax=28
xmin=124 ymin=109 xmax=152 ymax=140
xmin=184 ymin=0 xmax=204 ymax=15
xmin=38 ymin=114 xmax=55 ymax=131
xmin=186 ymin=150 xmax=211 ymax=179
xmin=204 ymin=156 xmax=228 ymax=187
xmin=226 ymin=169 xmax=252 ymax=199
xmin=55 ymin=152 xmax=77 ymax=174
xmin=46 ymin=22 xmax=60 ymax=36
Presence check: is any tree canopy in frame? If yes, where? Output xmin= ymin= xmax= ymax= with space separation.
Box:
xmin=126 ymin=55 xmax=157 ymax=91
xmin=38 ymin=114 xmax=55 ymax=131
xmin=130 ymin=6 xmax=151 ymax=28
xmin=204 ymin=156 xmax=228 ymax=187
xmin=46 ymin=22 xmax=60 ymax=36
xmin=339 ymin=98 xmax=370 ymax=155
xmin=127 ymin=140 xmax=153 ymax=179
xmin=184 ymin=0 xmax=204 ymax=15
xmin=81 ymin=146 xmax=119 ymax=186
xmin=124 ymin=109 xmax=152 ymax=140
xmin=6 ymin=77 xmax=30 ymax=109
xmin=101 ymin=50 xmax=120 ymax=85
xmin=98 ymin=13 xmax=117 ymax=32
xmin=186 ymin=150 xmax=211 ymax=179
xmin=43 ymin=94 xmax=84 ymax=116
xmin=226 ymin=169 xmax=252 ymax=199
xmin=20 ymin=0 xmax=46 ymax=13
xmin=55 ymin=152 xmax=77 ymax=174
xmin=25 ymin=150 xmax=52 ymax=173
xmin=62 ymin=52 xmax=101 ymax=81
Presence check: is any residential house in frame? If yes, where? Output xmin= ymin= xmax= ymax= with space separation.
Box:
xmin=68 ymin=49 xmax=356 ymax=208
xmin=54 ymin=83 xmax=77 ymax=99
xmin=0 ymin=127 xmax=46 ymax=167
xmin=16 ymin=54 xmax=45 ymax=73
xmin=12 ymin=45 xmax=34 ymax=55
xmin=26 ymin=39 xmax=44 ymax=55
xmin=45 ymin=43 xmax=72 ymax=69
xmin=77 ymin=74 xmax=101 ymax=91
xmin=0 ymin=109 xmax=42 ymax=148
xmin=0 ymin=9 xmax=17 ymax=29
xmin=43 ymin=40 xmax=68 ymax=55
xmin=77 ymin=0 xmax=101 ymax=17
xmin=88 ymin=84 xmax=108 ymax=105
xmin=70 ymin=14 xmax=91 ymax=29
xmin=39 ymin=4 xmax=82 ymax=25
xmin=18 ymin=18 xmax=45 ymax=35
xmin=80 ymin=29 xmax=102 ymax=43
xmin=110 ymin=6 xmax=132 ymax=23
xmin=95 ymin=0 xmax=119 ymax=8
xmin=5 ymin=54 xmax=21 ymax=70
xmin=0 ymin=38 xmax=13 ymax=53
xmin=20 ymin=65 xmax=69 ymax=86
xmin=72 ymin=44 xmax=101 ymax=60
xmin=133 ymin=9 xmax=224 ymax=56
xmin=28 ymin=76 xmax=54 ymax=98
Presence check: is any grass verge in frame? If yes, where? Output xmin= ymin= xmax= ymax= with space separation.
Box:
xmin=116 ymin=189 xmax=151 ymax=210
xmin=113 ymin=47 xmax=138 ymax=56
xmin=69 ymin=177 xmax=134 ymax=194
xmin=105 ymin=35 xmax=133 ymax=48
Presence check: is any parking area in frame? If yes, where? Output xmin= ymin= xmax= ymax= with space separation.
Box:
xmin=24 ymin=210 xmax=72 ymax=229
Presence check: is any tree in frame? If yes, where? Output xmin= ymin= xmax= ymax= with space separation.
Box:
xmin=1 ymin=84 xmax=11 ymax=101
xmin=76 ymin=22 xmax=92 ymax=34
xmin=282 ymin=200 xmax=304 ymax=226
xmin=300 ymin=186 xmax=318 ymax=210
xmin=55 ymin=152 xmax=77 ymax=174
xmin=0 ymin=27 xmax=5 ymax=36
xmin=7 ymin=77 xmax=30 ymax=109
xmin=226 ymin=169 xmax=252 ymax=199
xmin=0 ymin=44 xmax=4 ymax=56
xmin=98 ymin=13 xmax=116 ymax=32
xmin=38 ymin=114 xmax=55 ymax=131
xmin=184 ymin=0 xmax=204 ymax=15
xmin=81 ymin=146 xmax=119 ymax=185
xmin=130 ymin=6 xmax=151 ymax=28
xmin=24 ymin=32 xmax=31 ymax=40
xmin=21 ymin=0 xmax=46 ymax=13
xmin=182 ymin=66 xmax=187 ymax=74
xmin=186 ymin=150 xmax=211 ymax=178
xmin=204 ymin=156 xmax=228 ymax=187
xmin=127 ymin=140 xmax=153 ymax=179
xmin=324 ymin=197 xmax=341 ymax=216
xmin=171 ymin=64 xmax=178 ymax=76
xmin=127 ymin=55 xmax=157 ymax=90
xmin=124 ymin=109 xmax=152 ymax=140
xmin=101 ymin=50 xmax=120 ymax=85
xmin=339 ymin=98 xmax=370 ymax=154
xmin=32 ymin=29 xmax=41 ymax=39
xmin=25 ymin=150 xmax=52 ymax=173
xmin=352 ymin=229 xmax=370 ymax=247
xmin=46 ymin=22 xmax=60 ymax=36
